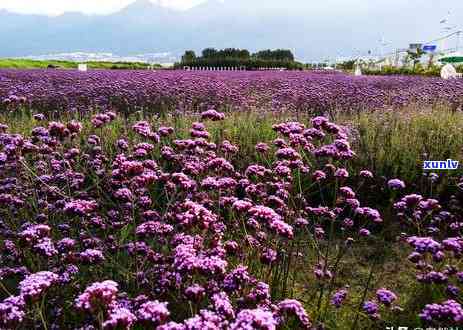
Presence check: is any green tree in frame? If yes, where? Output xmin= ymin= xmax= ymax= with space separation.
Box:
xmin=181 ymin=50 xmax=196 ymax=63
xmin=407 ymin=48 xmax=425 ymax=69
xmin=202 ymin=48 xmax=218 ymax=59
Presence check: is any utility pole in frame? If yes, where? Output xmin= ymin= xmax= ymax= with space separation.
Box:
xmin=457 ymin=31 xmax=461 ymax=52
xmin=394 ymin=49 xmax=400 ymax=67
xmin=378 ymin=36 xmax=390 ymax=69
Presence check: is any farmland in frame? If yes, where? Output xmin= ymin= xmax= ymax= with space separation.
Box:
xmin=2 ymin=70 xmax=463 ymax=115
xmin=0 ymin=59 xmax=156 ymax=70
xmin=0 ymin=69 xmax=463 ymax=329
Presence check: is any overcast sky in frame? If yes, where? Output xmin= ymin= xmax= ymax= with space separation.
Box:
xmin=0 ymin=0 xmax=208 ymax=15
xmin=0 ymin=0 xmax=460 ymax=19
xmin=1 ymin=0 xmax=462 ymax=60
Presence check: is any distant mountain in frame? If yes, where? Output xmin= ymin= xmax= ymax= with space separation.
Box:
xmin=1 ymin=0 xmax=462 ymax=61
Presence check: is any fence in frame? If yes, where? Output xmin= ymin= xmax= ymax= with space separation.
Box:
xmin=182 ymin=66 xmax=287 ymax=71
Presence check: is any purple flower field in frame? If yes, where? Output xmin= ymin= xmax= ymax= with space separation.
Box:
xmin=0 ymin=70 xmax=462 ymax=329
xmin=1 ymin=70 xmax=462 ymax=114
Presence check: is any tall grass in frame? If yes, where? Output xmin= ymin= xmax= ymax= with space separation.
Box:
xmin=343 ymin=106 xmax=463 ymax=175
xmin=3 ymin=105 xmax=463 ymax=185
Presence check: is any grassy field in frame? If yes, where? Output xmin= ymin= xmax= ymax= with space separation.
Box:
xmin=0 ymin=58 xmax=160 ymax=70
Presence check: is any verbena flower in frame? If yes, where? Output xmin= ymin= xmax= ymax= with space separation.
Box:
xmin=331 ymin=289 xmax=348 ymax=308
xmin=420 ymin=300 xmax=463 ymax=324
xmin=388 ymin=179 xmax=406 ymax=190
xmin=19 ymin=271 xmax=59 ymax=301
xmin=137 ymin=300 xmax=170 ymax=325
xmin=277 ymin=299 xmax=311 ymax=328
xmin=75 ymin=280 xmax=119 ymax=312
xmin=376 ymin=288 xmax=397 ymax=306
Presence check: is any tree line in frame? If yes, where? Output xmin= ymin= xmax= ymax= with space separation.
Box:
xmin=175 ymin=48 xmax=303 ymax=70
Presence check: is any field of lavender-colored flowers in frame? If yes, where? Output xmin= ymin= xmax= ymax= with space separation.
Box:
xmin=1 ymin=70 xmax=463 ymax=115
xmin=0 ymin=70 xmax=463 ymax=329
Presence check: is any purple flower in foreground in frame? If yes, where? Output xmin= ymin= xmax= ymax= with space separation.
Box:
xmin=311 ymin=116 xmax=328 ymax=128
xmin=334 ymin=168 xmax=349 ymax=178
xmin=312 ymin=170 xmax=327 ymax=181
xmin=359 ymin=170 xmax=373 ymax=178
xmin=201 ymin=109 xmax=225 ymax=121
xmin=185 ymin=285 xmax=205 ymax=302
xmin=359 ymin=228 xmax=371 ymax=237
xmin=64 ymin=199 xmax=98 ymax=216
xmin=137 ymin=300 xmax=170 ymax=325
xmin=114 ymin=188 xmax=133 ymax=202
xmin=420 ymin=300 xmax=463 ymax=324
xmin=34 ymin=237 xmax=58 ymax=257
xmin=407 ymin=236 xmax=441 ymax=254
xmin=331 ymin=289 xmax=348 ymax=308
xmin=230 ymin=309 xmax=277 ymax=330
xmin=19 ymin=271 xmax=59 ymax=301
xmin=79 ymin=249 xmax=105 ymax=264
xmin=388 ymin=179 xmax=406 ymax=190
xmin=376 ymin=288 xmax=397 ymax=306
xmin=255 ymin=143 xmax=270 ymax=153
xmin=261 ymin=248 xmax=277 ymax=264
xmin=75 ymin=280 xmax=118 ymax=312
xmin=212 ymin=292 xmax=235 ymax=318
xmin=103 ymin=307 xmax=136 ymax=329
xmin=363 ymin=301 xmax=380 ymax=319
xmin=277 ymin=299 xmax=311 ymax=328
xmin=0 ymin=296 xmax=25 ymax=328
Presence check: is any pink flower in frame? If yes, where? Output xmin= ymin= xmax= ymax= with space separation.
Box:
xmin=0 ymin=296 xmax=25 ymax=328
xmin=75 ymin=280 xmax=119 ymax=312
xmin=103 ymin=307 xmax=136 ymax=329
xmin=201 ymin=109 xmax=225 ymax=121
xmin=334 ymin=168 xmax=349 ymax=178
xmin=19 ymin=271 xmax=59 ymax=301
xmin=137 ymin=300 xmax=170 ymax=325
xmin=277 ymin=299 xmax=311 ymax=328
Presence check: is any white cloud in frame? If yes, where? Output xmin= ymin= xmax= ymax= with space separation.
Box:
xmin=0 ymin=0 xmax=207 ymax=15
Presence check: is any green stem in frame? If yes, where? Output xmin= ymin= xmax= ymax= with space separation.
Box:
xmin=36 ymin=302 xmax=48 ymax=330
xmin=351 ymin=262 xmax=376 ymax=330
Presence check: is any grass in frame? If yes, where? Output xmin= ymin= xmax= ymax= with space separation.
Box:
xmin=362 ymin=64 xmax=463 ymax=77
xmin=339 ymin=105 xmax=463 ymax=209
xmin=0 ymin=58 xmax=160 ymax=70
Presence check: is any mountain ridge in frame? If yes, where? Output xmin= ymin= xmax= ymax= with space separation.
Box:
xmin=0 ymin=0 xmax=461 ymax=61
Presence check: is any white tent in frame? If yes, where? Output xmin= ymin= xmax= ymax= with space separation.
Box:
xmin=440 ymin=63 xmax=462 ymax=79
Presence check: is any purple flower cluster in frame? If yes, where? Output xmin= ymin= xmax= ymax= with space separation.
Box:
xmin=19 ymin=271 xmax=59 ymax=301
xmin=137 ymin=300 xmax=170 ymax=325
xmin=0 ymin=296 xmax=25 ymax=328
xmin=201 ymin=108 xmax=225 ymax=121
xmin=331 ymin=288 xmax=348 ymax=308
xmin=420 ymin=300 xmax=463 ymax=324
xmin=387 ymin=178 xmax=406 ymax=190
xmin=376 ymin=288 xmax=397 ymax=306
xmin=277 ymin=299 xmax=311 ymax=328
xmin=75 ymin=280 xmax=119 ymax=311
